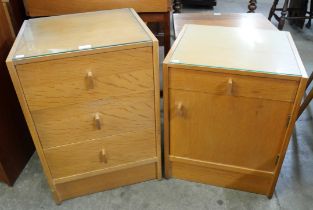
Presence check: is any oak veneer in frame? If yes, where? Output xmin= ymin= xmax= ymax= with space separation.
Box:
xmin=163 ymin=25 xmax=308 ymax=197
xmin=6 ymin=8 xmax=161 ymax=203
xmin=33 ymin=92 xmax=156 ymax=149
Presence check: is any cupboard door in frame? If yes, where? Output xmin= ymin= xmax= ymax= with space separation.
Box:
xmin=170 ymin=90 xmax=292 ymax=172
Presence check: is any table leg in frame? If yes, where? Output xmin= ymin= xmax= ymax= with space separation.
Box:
xmin=248 ymin=0 xmax=257 ymax=13
xmin=173 ymin=0 xmax=182 ymax=13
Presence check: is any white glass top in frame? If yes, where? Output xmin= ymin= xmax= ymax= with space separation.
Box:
xmin=170 ymin=25 xmax=302 ymax=76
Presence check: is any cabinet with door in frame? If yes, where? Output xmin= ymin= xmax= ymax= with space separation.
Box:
xmin=163 ymin=25 xmax=308 ymax=197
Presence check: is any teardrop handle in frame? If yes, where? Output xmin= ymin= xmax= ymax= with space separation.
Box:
xmin=227 ymin=78 xmax=233 ymax=96
xmin=86 ymin=71 xmax=94 ymax=89
xmin=175 ymin=102 xmax=184 ymax=116
xmin=99 ymin=148 xmax=108 ymax=163
xmin=94 ymin=112 xmax=101 ymax=130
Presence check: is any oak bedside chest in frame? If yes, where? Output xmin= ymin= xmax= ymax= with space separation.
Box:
xmin=163 ymin=25 xmax=307 ymax=197
xmin=6 ymin=8 xmax=161 ymax=203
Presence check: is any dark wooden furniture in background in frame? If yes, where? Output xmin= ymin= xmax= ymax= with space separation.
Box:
xmin=173 ymin=13 xmax=277 ymax=37
xmin=268 ymin=0 xmax=313 ymax=30
xmin=22 ymin=0 xmax=171 ymax=53
xmin=173 ymin=0 xmax=182 ymax=12
xmin=174 ymin=0 xmax=255 ymax=13
xmin=0 ymin=0 xmax=34 ymax=186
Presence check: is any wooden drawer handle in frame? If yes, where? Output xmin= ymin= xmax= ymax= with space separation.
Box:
xmin=175 ymin=102 xmax=184 ymax=116
xmin=99 ymin=148 xmax=108 ymax=163
xmin=86 ymin=71 xmax=94 ymax=89
xmin=94 ymin=112 xmax=101 ymax=130
xmin=227 ymin=78 xmax=233 ymax=96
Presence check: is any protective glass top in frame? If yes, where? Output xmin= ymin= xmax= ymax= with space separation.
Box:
xmin=170 ymin=25 xmax=302 ymax=76
xmin=13 ymin=8 xmax=151 ymax=60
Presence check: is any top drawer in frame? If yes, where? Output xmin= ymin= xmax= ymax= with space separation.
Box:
xmin=17 ymin=47 xmax=154 ymax=111
xmin=169 ymin=68 xmax=298 ymax=102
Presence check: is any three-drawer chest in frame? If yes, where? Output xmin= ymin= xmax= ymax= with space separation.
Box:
xmin=163 ymin=25 xmax=308 ymax=197
xmin=6 ymin=8 xmax=161 ymax=203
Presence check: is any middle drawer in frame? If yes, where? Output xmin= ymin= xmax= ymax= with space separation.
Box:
xmin=32 ymin=91 xmax=155 ymax=149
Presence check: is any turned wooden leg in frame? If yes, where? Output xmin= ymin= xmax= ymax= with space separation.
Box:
xmin=278 ymin=0 xmax=289 ymax=30
xmin=248 ymin=0 xmax=257 ymax=13
xmin=306 ymin=0 xmax=313 ymax=28
xmin=268 ymin=0 xmax=280 ymax=20
xmin=173 ymin=0 xmax=182 ymax=13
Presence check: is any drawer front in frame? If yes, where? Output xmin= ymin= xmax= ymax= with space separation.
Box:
xmin=169 ymin=89 xmax=292 ymax=172
xmin=17 ymin=47 xmax=154 ymax=111
xmin=169 ymin=68 xmax=298 ymax=102
xmin=44 ymin=128 xmax=156 ymax=179
xmin=32 ymin=91 xmax=155 ymax=149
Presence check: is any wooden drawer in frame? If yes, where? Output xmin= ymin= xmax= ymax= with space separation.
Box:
xmin=17 ymin=47 xmax=154 ymax=111
xmin=169 ymin=68 xmax=298 ymax=102
xmin=32 ymin=91 xmax=155 ymax=149
xmin=44 ymin=128 xmax=156 ymax=179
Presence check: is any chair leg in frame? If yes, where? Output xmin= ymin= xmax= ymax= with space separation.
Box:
xmin=269 ymin=0 xmax=280 ymax=20
xmin=306 ymin=0 xmax=313 ymax=28
xmin=306 ymin=71 xmax=313 ymax=89
xmin=298 ymin=87 xmax=313 ymax=119
xmin=278 ymin=0 xmax=290 ymax=30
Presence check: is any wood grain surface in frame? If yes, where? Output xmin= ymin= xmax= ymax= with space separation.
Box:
xmin=55 ymin=163 xmax=157 ymax=201
xmin=17 ymin=47 xmax=154 ymax=111
xmin=169 ymin=68 xmax=298 ymax=102
xmin=45 ymin=128 xmax=156 ymax=178
xmin=171 ymin=161 xmax=272 ymax=195
xmin=7 ymin=8 xmax=161 ymax=202
xmin=32 ymin=91 xmax=156 ymax=148
xmin=170 ymin=89 xmax=293 ymax=172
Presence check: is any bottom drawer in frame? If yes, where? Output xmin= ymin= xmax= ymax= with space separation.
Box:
xmin=55 ymin=163 xmax=157 ymax=202
xmin=44 ymin=128 xmax=156 ymax=178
